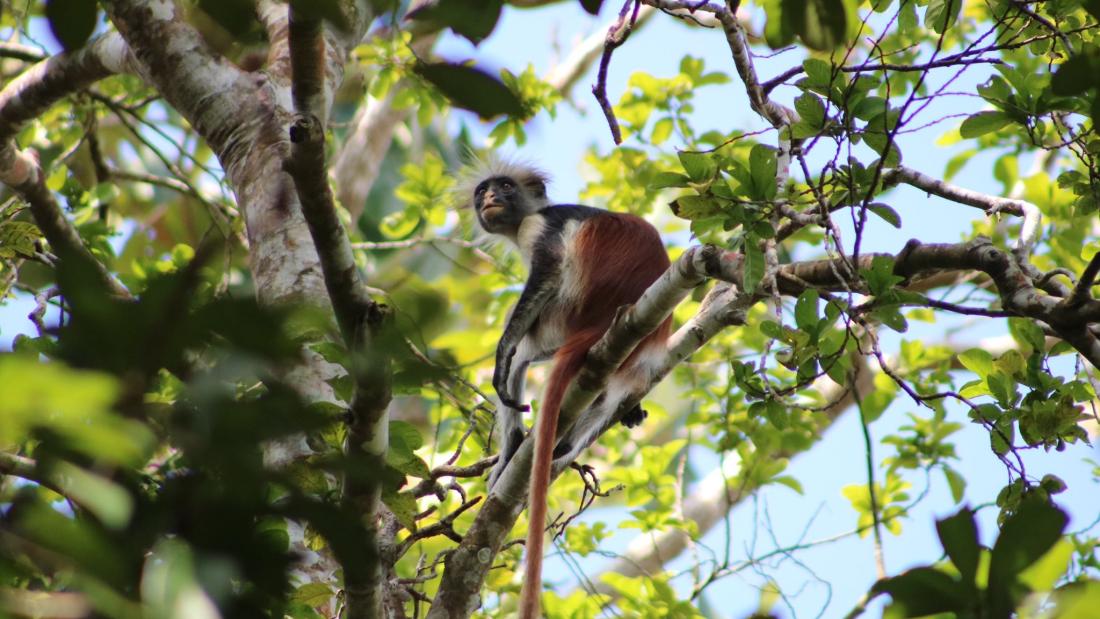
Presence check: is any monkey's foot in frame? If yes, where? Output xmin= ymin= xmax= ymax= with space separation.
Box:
xmin=620 ymin=403 xmax=648 ymax=428
xmin=551 ymin=439 xmax=573 ymax=460
xmin=499 ymin=396 xmax=530 ymax=412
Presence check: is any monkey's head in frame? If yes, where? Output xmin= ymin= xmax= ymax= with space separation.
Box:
xmin=459 ymin=158 xmax=549 ymax=237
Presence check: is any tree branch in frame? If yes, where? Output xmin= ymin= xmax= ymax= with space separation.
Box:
xmin=885 ymin=165 xmax=1042 ymax=257
xmin=0 ymin=35 xmax=137 ymax=299
xmin=640 ymin=0 xmax=792 ymax=128
xmin=593 ymin=0 xmax=644 ymax=144
xmin=283 ymin=9 xmax=390 ymax=618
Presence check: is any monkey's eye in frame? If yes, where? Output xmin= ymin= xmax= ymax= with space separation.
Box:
xmin=499 ymin=180 xmax=515 ymax=192
xmin=475 ymin=184 xmax=487 ymax=196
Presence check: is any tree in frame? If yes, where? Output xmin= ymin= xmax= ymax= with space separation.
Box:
xmin=0 ymin=0 xmax=1097 ymax=617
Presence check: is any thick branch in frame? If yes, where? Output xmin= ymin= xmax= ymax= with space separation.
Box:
xmin=100 ymin=0 xmax=258 ymax=155
xmin=0 ymin=452 xmax=64 ymax=496
xmin=284 ymin=10 xmax=390 ymax=618
xmin=0 ymin=33 xmax=137 ymax=185
xmin=0 ymin=36 xmax=137 ymax=299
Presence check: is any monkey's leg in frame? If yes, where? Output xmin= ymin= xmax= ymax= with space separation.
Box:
xmin=487 ymin=358 xmax=530 ymax=490
xmin=550 ymin=394 xmax=620 ymax=467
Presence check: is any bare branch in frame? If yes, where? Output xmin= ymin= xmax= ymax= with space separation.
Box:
xmin=885 ymin=165 xmax=1042 ymax=256
xmin=546 ymin=5 xmax=656 ymax=97
xmin=593 ymin=0 xmax=645 ymax=144
xmin=641 ymin=0 xmax=792 ymax=128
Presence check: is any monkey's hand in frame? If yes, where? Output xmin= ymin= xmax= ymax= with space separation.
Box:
xmin=493 ymin=349 xmax=530 ymax=412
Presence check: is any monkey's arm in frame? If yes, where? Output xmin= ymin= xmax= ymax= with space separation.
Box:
xmin=494 ymin=252 xmax=558 ymax=410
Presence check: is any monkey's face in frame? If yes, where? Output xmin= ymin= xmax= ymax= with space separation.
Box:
xmin=474 ymin=176 xmax=527 ymax=234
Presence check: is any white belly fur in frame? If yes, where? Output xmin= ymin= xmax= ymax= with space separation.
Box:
xmin=516 ymin=217 xmax=585 ymax=355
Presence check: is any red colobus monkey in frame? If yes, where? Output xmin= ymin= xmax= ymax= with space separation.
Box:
xmin=465 ymin=160 xmax=671 ymax=619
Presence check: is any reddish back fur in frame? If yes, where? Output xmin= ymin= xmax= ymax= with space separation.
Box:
xmin=519 ymin=212 xmax=671 ymax=618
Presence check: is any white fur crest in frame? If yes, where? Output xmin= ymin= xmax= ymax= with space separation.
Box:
xmin=452 ymin=153 xmax=552 ymax=210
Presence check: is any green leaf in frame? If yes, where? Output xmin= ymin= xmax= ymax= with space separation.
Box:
xmin=786 ymin=0 xmax=848 ymax=50
xmin=53 ymin=462 xmax=134 ymax=529
xmin=46 ymin=0 xmax=97 ymax=51
xmin=867 ymin=203 xmax=902 ymax=228
xmin=872 ymin=306 xmax=908 ymax=333
xmin=292 ymin=582 xmax=335 ymax=607
xmin=863 ymin=109 xmax=903 ymax=166
xmin=0 ymin=221 xmax=43 ymax=259
xmin=990 ymin=418 xmax=1015 ymax=455
xmin=678 ymin=151 xmax=717 ymax=182
xmin=925 ymin=0 xmax=961 ymax=34
xmin=861 ymin=255 xmax=902 ymax=295
xmin=936 ymin=508 xmax=981 ymax=586
xmin=390 ymin=420 xmax=424 ymax=451
xmin=651 ymin=117 xmax=674 ymax=145
xmin=872 ymin=567 xmax=971 ymax=615
xmin=406 ymin=0 xmax=503 ymax=45
xmin=649 ymin=171 xmax=691 ymax=189
xmin=958 ymin=349 xmax=994 ymax=379
xmin=988 ymin=500 xmax=1068 ymax=616
xmin=959 ymin=111 xmax=1012 ymax=138
xmin=1051 ymin=55 xmax=1096 ymax=97
xmin=382 ymin=490 xmax=419 ymax=530
xmin=852 ymin=96 xmax=887 ymax=121
xmin=765 ymin=399 xmax=788 ymax=429
xmin=1018 ymin=539 xmax=1074 ymax=592
xmin=749 ymin=144 xmax=778 ymax=200
xmin=794 ymin=92 xmax=826 ymax=128
xmin=414 ymin=62 xmax=524 ymax=119
xmin=1039 ymin=474 xmax=1067 ymax=495
xmin=943 ymin=466 xmax=967 ymax=504
xmin=743 ymin=243 xmax=764 ymax=293
xmin=670 ymin=195 xmax=719 ymax=219
xmin=1008 ymin=318 xmax=1046 ymax=352
xmin=763 ymin=0 xmax=796 ymax=47
xmin=795 ymin=289 xmax=819 ymax=331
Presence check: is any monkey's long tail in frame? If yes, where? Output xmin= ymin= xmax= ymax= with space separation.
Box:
xmin=518 ymin=327 xmax=605 ymax=619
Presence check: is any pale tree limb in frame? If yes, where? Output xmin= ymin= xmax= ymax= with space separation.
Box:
xmin=885 ymin=165 xmax=1043 ymax=257
xmin=283 ymin=7 xmax=392 ymax=619
xmin=0 ymin=33 xmax=137 ymax=299
xmin=0 ymin=451 xmax=65 ymax=496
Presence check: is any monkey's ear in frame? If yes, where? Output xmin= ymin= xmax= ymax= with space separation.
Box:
xmin=526 ymin=178 xmax=547 ymax=199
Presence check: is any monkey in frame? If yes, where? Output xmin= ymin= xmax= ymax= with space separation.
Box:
xmin=463 ymin=159 xmax=671 ymax=619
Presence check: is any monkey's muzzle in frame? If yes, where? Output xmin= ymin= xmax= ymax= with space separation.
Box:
xmin=480 ymin=201 xmax=505 ymax=219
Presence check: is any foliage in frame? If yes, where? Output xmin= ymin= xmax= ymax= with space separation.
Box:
xmin=1 ymin=0 xmax=1099 ymax=618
